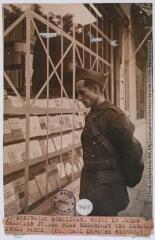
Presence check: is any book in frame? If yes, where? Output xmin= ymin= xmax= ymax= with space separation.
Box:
xmin=30 ymin=116 xmax=42 ymax=137
xmin=39 ymin=138 xmax=56 ymax=155
xmin=56 ymin=162 xmax=66 ymax=178
xmin=35 ymin=172 xmax=52 ymax=197
xmin=69 ymin=130 xmax=80 ymax=145
xmin=78 ymin=115 xmax=85 ymax=127
xmin=38 ymin=116 xmax=47 ymax=136
xmin=63 ymin=115 xmax=73 ymax=130
xmin=48 ymin=168 xmax=60 ymax=192
xmin=20 ymin=116 xmax=42 ymax=138
xmin=3 ymin=120 xmax=13 ymax=142
xmin=79 ymin=156 xmax=83 ymax=169
xmin=62 ymin=133 xmax=72 ymax=147
xmin=13 ymin=177 xmax=25 ymax=212
xmin=58 ymin=115 xmax=67 ymax=131
xmin=29 ymin=140 xmax=43 ymax=159
xmin=52 ymin=135 xmax=63 ymax=151
xmin=17 ymin=140 xmax=43 ymax=161
xmin=64 ymin=161 xmax=73 ymax=176
xmin=3 ymin=146 xmax=10 ymax=167
xmin=49 ymin=116 xmax=60 ymax=133
xmin=5 ymin=143 xmax=23 ymax=166
xmin=4 ymin=182 xmax=20 ymax=217
xmin=28 ymin=179 xmax=42 ymax=206
xmin=8 ymin=117 xmax=24 ymax=139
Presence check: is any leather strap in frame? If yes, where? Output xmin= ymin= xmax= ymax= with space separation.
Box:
xmin=87 ymin=107 xmax=119 ymax=160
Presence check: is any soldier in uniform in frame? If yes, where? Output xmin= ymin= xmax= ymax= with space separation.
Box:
xmin=75 ymin=69 xmax=135 ymax=216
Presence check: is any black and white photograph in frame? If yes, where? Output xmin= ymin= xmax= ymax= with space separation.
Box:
xmin=2 ymin=1 xmax=153 ymax=236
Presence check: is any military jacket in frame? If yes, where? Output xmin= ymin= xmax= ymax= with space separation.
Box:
xmin=79 ymin=100 xmax=136 ymax=216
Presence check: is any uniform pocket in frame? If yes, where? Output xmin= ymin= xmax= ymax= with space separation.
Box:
xmin=97 ymin=169 xmax=125 ymax=184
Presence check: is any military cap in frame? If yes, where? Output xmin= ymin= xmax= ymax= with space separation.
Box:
xmin=76 ymin=68 xmax=108 ymax=88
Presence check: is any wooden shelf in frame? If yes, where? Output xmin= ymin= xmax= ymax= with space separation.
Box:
xmin=4 ymin=143 xmax=81 ymax=177
xmin=3 ymin=127 xmax=82 ymax=146
xmin=4 ymin=101 xmax=82 ymax=115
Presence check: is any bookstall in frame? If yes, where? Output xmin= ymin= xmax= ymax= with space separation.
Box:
xmin=3 ymin=3 xmax=114 ymax=216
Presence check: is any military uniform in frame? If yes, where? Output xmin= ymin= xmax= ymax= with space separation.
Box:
xmin=79 ymin=100 xmax=134 ymax=216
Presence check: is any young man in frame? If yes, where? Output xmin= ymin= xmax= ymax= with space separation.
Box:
xmin=76 ymin=68 xmax=140 ymax=216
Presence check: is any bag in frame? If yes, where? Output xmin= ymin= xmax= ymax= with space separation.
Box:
xmin=88 ymin=106 xmax=144 ymax=188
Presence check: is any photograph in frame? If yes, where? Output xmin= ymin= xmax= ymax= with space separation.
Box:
xmin=2 ymin=2 xmax=153 ymax=236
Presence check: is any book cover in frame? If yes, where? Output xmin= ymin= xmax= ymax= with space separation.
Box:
xmin=52 ymin=135 xmax=62 ymax=151
xmin=39 ymin=138 xmax=56 ymax=155
xmin=35 ymin=172 xmax=52 ymax=197
xmin=64 ymin=161 xmax=73 ymax=176
xmin=20 ymin=116 xmax=42 ymax=138
xmin=8 ymin=117 xmax=24 ymax=139
xmin=38 ymin=116 xmax=48 ymax=136
xmin=4 ymin=182 xmax=20 ymax=217
xmin=63 ymin=115 xmax=73 ymax=130
xmin=3 ymin=146 xmax=11 ymax=167
xmin=62 ymin=133 xmax=73 ymax=147
xmin=28 ymin=179 xmax=42 ymax=206
xmin=3 ymin=120 xmax=13 ymax=142
xmin=49 ymin=116 xmax=60 ymax=133
xmin=48 ymin=168 xmax=61 ymax=192
xmin=13 ymin=177 xmax=25 ymax=212
xmin=58 ymin=115 xmax=67 ymax=131
xmin=30 ymin=116 xmax=42 ymax=137
xmin=56 ymin=162 xmax=66 ymax=179
xmin=5 ymin=143 xmax=23 ymax=166
xmin=29 ymin=140 xmax=43 ymax=159
xmin=16 ymin=140 xmax=43 ymax=161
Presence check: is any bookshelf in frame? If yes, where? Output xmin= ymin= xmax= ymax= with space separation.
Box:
xmin=4 ymin=96 xmax=84 ymax=216
xmin=4 ymin=143 xmax=81 ymax=177
xmin=3 ymin=5 xmax=86 ymax=217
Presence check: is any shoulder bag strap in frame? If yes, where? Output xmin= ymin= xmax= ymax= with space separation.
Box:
xmin=87 ymin=108 xmax=119 ymax=159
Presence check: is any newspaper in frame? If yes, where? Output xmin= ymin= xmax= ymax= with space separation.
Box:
xmin=1 ymin=1 xmax=154 ymax=238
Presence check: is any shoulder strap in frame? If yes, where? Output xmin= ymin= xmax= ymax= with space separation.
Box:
xmin=87 ymin=107 xmax=119 ymax=159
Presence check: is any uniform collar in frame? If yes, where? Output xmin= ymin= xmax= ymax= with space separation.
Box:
xmin=91 ymin=100 xmax=111 ymax=111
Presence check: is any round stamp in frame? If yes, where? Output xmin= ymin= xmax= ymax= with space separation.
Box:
xmin=51 ymin=190 xmax=76 ymax=215
xmin=76 ymin=199 xmax=93 ymax=216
